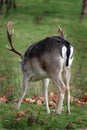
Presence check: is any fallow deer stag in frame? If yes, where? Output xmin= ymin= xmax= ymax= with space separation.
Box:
xmin=6 ymin=21 xmax=74 ymax=114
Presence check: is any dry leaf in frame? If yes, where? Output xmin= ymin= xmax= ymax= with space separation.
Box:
xmin=77 ymin=117 xmax=83 ymax=121
xmin=0 ymin=77 xmax=7 ymax=81
xmin=37 ymin=100 xmax=42 ymax=105
xmin=28 ymin=98 xmax=35 ymax=104
xmin=14 ymin=110 xmax=29 ymax=121
xmin=49 ymin=92 xmax=54 ymax=98
xmin=49 ymin=101 xmax=56 ymax=107
xmin=23 ymin=98 xmax=30 ymax=102
xmin=82 ymin=95 xmax=87 ymax=102
xmin=0 ymin=96 xmax=8 ymax=103
xmin=39 ymin=96 xmax=45 ymax=102
xmin=53 ymin=94 xmax=59 ymax=103
xmin=22 ymin=98 xmax=35 ymax=104
xmin=17 ymin=111 xmax=26 ymax=117
xmin=14 ymin=117 xmax=22 ymax=121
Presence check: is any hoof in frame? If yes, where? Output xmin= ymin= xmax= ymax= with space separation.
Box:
xmin=66 ymin=111 xmax=71 ymax=115
xmin=16 ymin=105 xmax=20 ymax=110
xmin=56 ymin=111 xmax=61 ymax=115
xmin=47 ymin=110 xmax=51 ymax=114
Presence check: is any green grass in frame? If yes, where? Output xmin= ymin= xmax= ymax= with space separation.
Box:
xmin=0 ymin=0 xmax=87 ymax=129
xmin=0 ymin=102 xmax=87 ymax=130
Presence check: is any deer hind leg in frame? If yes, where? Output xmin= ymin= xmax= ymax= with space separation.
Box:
xmin=42 ymin=78 xmax=50 ymax=114
xmin=16 ymin=75 xmax=30 ymax=110
xmin=57 ymin=80 xmax=66 ymax=115
xmin=52 ymin=71 xmax=66 ymax=115
xmin=63 ymin=67 xmax=71 ymax=114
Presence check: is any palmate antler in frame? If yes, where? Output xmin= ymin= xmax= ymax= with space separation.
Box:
xmin=6 ymin=21 xmax=22 ymax=57
xmin=57 ymin=26 xmax=66 ymax=38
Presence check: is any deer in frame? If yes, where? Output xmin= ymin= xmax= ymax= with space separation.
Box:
xmin=6 ymin=21 xmax=74 ymax=115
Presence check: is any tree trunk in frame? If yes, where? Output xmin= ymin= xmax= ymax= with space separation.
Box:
xmin=81 ymin=0 xmax=87 ymax=15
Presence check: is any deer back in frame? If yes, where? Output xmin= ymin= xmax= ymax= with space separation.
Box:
xmin=21 ymin=36 xmax=74 ymax=80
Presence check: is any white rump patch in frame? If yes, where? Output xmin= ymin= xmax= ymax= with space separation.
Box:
xmin=68 ymin=46 xmax=74 ymax=66
xmin=62 ymin=46 xmax=67 ymax=61
xmin=62 ymin=45 xmax=74 ymax=67
xmin=70 ymin=46 xmax=74 ymax=58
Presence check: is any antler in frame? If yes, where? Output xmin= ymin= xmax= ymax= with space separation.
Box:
xmin=57 ymin=26 xmax=66 ymax=38
xmin=6 ymin=21 xmax=22 ymax=57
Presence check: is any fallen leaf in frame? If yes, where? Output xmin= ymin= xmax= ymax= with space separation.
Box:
xmin=49 ymin=92 xmax=59 ymax=103
xmin=17 ymin=111 xmax=26 ymax=117
xmin=70 ymin=96 xmax=78 ymax=103
xmin=70 ymin=96 xmax=87 ymax=106
xmin=53 ymin=94 xmax=59 ymax=103
xmin=77 ymin=117 xmax=83 ymax=121
xmin=14 ymin=117 xmax=22 ymax=121
xmin=37 ymin=100 xmax=42 ymax=105
xmin=39 ymin=96 xmax=45 ymax=102
xmin=23 ymin=98 xmax=30 ymax=102
xmin=28 ymin=98 xmax=35 ymax=104
xmin=14 ymin=110 xmax=30 ymax=121
xmin=49 ymin=92 xmax=54 ymax=98
xmin=0 ymin=77 xmax=7 ymax=81
xmin=0 ymin=96 xmax=8 ymax=103
xmin=16 ymin=110 xmax=30 ymax=117
xmin=33 ymin=95 xmax=39 ymax=100
xmin=82 ymin=95 xmax=87 ymax=102
xmin=22 ymin=98 xmax=35 ymax=104
xmin=76 ymin=102 xmax=82 ymax=107
xmin=49 ymin=101 xmax=56 ymax=107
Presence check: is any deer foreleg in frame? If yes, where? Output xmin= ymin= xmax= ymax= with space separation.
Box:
xmin=17 ymin=77 xmax=29 ymax=109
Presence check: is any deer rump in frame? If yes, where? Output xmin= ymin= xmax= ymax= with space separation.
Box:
xmin=21 ymin=36 xmax=74 ymax=82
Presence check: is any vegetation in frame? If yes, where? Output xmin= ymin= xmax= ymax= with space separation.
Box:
xmin=0 ymin=0 xmax=87 ymax=129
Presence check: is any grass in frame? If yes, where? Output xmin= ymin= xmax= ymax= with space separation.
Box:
xmin=0 ymin=102 xmax=87 ymax=130
xmin=0 ymin=0 xmax=87 ymax=129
